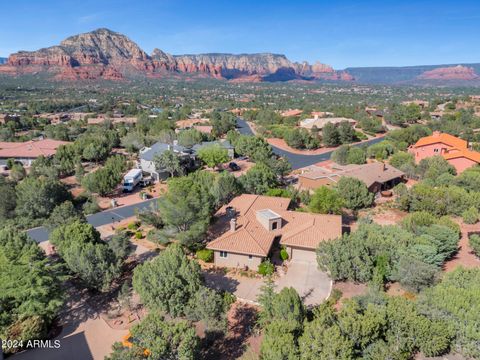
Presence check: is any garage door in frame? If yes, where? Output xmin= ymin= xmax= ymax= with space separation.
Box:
xmin=291 ymin=247 xmax=317 ymax=262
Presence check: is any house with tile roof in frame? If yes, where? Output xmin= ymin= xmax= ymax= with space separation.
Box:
xmin=298 ymin=162 xmax=405 ymax=193
xmin=0 ymin=138 xmax=70 ymax=166
xmin=409 ymin=131 xmax=480 ymax=173
xmin=206 ymin=194 xmax=342 ymax=269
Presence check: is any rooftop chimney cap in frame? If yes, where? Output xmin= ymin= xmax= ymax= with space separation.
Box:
xmin=230 ymin=218 xmax=237 ymax=232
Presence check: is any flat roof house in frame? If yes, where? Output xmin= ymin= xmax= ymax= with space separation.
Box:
xmin=299 ymin=117 xmax=356 ymax=131
xmin=0 ymin=138 xmax=70 ymax=166
xmin=298 ymin=162 xmax=405 ymax=193
xmin=409 ymin=131 xmax=480 ymax=173
xmin=206 ymin=194 xmax=342 ymax=269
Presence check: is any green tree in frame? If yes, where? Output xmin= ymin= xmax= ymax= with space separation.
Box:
xmin=15 ymin=177 xmax=70 ymax=220
xmin=106 ymin=312 xmax=199 ymax=360
xmin=0 ymin=228 xmax=64 ymax=344
xmin=309 ymin=186 xmax=343 ymax=214
xmin=177 ymin=129 xmax=203 ymax=148
xmin=154 ymin=149 xmax=183 ymax=178
xmin=132 ymin=244 xmax=202 ymax=317
xmin=157 ymin=176 xmax=212 ymax=249
xmin=392 ymin=255 xmax=438 ymax=292
xmin=462 ymin=206 xmax=479 ymax=224
xmin=336 ymin=177 xmax=374 ymax=210
xmin=469 ymin=234 xmax=480 ymax=256
xmin=185 ymin=286 xmax=226 ymax=332
xmin=0 ymin=177 xmax=16 ymax=221
xmin=418 ymin=268 xmax=479 ymax=358
xmin=417 ymin=156 xmax=456 ymax=181
xmin=338 ymin=121 xmax=356 ymax=144
xmin=346 ymin=147 xmax=367 ymax=164
xmin=197 ymin=144 xmax=229 ymax=169
xmin=260 ymin=320 xmax=299 ymax=360
xmin=50 ymin=221 xmax=120 ymax=291
xmin=45 ymin=201 xmax=85 ymax=231
xmin=240 ymin=163 xmax=278 ymax=194
xmin=54 ymin=144 xmax=78 ymax=175
xmin=322 ymin=122 xmax=340 ymax=147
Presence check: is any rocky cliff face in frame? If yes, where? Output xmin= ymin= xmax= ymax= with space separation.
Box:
xmin=0 ymin=28 xmax=351 ymax=82
xmin=417 ymin=65 xmax=479 ymax=81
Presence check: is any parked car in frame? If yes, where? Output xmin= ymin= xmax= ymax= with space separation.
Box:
xmin=229 ymin=162 xmax=241 ymax=171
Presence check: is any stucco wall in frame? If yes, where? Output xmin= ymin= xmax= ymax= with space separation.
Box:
xmin=446 ymin=157 xmax=477 ymax=174
xmin=213 ymin=251 xmax=263 ymax=270
xmin=410 ymin=143 xmax=457 ymax=162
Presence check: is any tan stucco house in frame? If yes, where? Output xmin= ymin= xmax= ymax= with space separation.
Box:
xmin=206 ymin=194 xmax=342 ymax=269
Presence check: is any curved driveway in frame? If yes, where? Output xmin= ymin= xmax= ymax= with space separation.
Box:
xmin=236 ymin=118 xmax=384 ymax=169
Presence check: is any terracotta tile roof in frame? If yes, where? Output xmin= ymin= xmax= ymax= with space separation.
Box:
xmin=299 ymin=162 xmax=404 ymax=189
xmin=413 ymin=132 xmax=467 ymax=150
xmin=0 ymin=139 xmax=70 ymax=159
xmin=207 ymin=194 xmax=342 ymax=256
xmin=443 ymin=149 xmax=480 ymax=163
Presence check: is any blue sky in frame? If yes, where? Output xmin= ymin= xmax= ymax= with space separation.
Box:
xmin=1 ymin=0 xmax=479 ymax=68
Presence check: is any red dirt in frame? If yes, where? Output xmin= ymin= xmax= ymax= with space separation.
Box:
xmin=333 ymin=281 xmax=368 ymax=309
xmin=443 ymin=221 xmax=480 ymax=272
xmin=202 ymin=302 xmax=261 ymax=360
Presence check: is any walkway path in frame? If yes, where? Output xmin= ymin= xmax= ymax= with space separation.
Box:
xmin=236 ymin=118 xmax=385 ymax=169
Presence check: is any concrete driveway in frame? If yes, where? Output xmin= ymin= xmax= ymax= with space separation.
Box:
xmin=205 ymin=260 xmax=331 ymax=306
xmin=275 ymin=260 xmax=332 ymax=306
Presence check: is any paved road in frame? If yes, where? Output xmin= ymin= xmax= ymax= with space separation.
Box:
xmin=27 ymin=198 xmax=159 ymax=243
xmin=236 ymin=118 xmax=385 ymax=169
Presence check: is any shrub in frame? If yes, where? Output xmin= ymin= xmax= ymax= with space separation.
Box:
xmin=469 ymin=234 xmax=480 ymax=256
xmin=280 ymin=247 xmax=289 ymax=261
xmin=462 ymin=207 xmax=479 ymax=225
xmin=128 ymin=221 xmax=140 ymax=230
xmin=223 ymin=291 xmax=237 ymax=309
xmin=134 ymin=231 xmax=143 ymax=239
xmin=258 ymin=260 xmax=275 ymax=276
xmin=196 ymin=249 xmax=214 ymax=263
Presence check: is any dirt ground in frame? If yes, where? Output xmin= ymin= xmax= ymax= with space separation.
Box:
xmin=332 ymin=281 xmax=368 ymax=309
xmin=12 ymin=284 xmax=128 ymax=360
xmin=201 ymin=302 xmax=261 ymax=360
xmin=443 ymin=221 xmax=480 ymax=272
xmin=61 ymin=173 xmax=167 ymax=210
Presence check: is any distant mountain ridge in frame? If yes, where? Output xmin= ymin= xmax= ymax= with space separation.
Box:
xmin=0 ymin=28 xmax=351 ymax=82
xmin=0 ymin=28 xmax=478 ymax=85
xmin=345 ymin=63 xmax=480 ymax=84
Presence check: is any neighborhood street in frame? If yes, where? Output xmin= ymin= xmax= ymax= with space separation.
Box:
xmin=236 ymin=118 xmax=385 ymax=169
xmin=27 ymin=121 xmax=383 ymax=243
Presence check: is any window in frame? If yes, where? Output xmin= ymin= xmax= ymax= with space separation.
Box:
xmin=434 ymin=148 xmax=439 ymax=153
xmin=248 ymin=255 xmax=253 ymax=260
xmin=219 ymin=251 xmax=228 ymax=258
xmin=272 ymin=221 xmax=278 ymax=230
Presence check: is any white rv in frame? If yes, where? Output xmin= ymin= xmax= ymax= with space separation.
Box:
xmin=122 ymin=169 xmax=143 ymax=192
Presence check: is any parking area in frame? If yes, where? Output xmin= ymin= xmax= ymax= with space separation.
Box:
xmin=205 ymin=259 xmax=331 ymax=306
xmin=275 ymin=259 xmax=332 ymax=306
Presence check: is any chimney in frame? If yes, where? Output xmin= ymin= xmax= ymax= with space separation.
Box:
xmin=433 ymin=131 xmax=441 ymax=137
xmin=230 ymin=218 xmax=237 ymax=232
